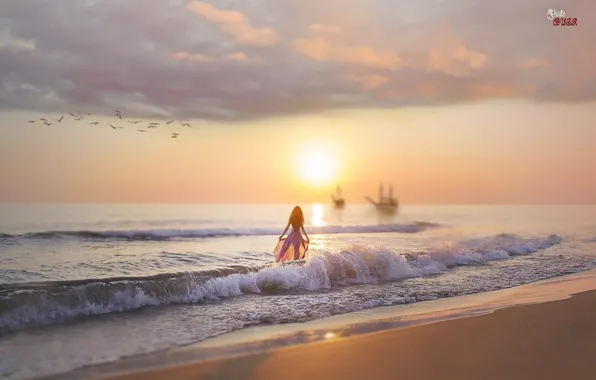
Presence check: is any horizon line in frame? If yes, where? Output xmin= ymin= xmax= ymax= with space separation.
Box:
xmin=1 ymin=202 xmax=596 ymax=206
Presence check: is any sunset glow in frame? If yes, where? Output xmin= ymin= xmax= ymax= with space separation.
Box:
xmin=0 ymin=1 xmax=594 ymax=204
xmin=299 ymin=144 xmax=338 ymax=187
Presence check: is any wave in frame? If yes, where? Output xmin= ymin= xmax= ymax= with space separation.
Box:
xmin=0 ymin=233 xmax=562 ymax=333
xmin=0 ymin=222 xmax=440 ymax=241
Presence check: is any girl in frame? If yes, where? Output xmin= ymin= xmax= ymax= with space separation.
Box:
xmin=274 ymin=206 xmax=310 ymax=262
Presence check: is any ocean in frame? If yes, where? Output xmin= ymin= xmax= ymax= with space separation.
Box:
xmin=1 ymin=204 xmax=595 ymax=379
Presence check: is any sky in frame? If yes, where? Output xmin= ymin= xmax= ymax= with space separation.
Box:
xmin=0 ymin=0 xmax=595 ymax=204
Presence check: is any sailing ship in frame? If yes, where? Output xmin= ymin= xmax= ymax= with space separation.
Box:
xmin=365 ymin=182 xmax=398 ymax=213
xmin=331 ymin=185 xmax=346 ymax=208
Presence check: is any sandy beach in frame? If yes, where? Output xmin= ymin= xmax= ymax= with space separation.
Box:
xmin=94 ymin=286 xmax=596 ymax=380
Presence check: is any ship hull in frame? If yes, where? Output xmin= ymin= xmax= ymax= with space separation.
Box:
xmin=365 ymin=196 xmax=398 ymax=213
xmin=333 ymin=199 xmax=345 ymax=208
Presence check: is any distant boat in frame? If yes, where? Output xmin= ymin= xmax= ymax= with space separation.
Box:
xmin=331 ymin=185 xmax=346 ymax=208
xmin=365 ymin=182 xmax=398 ymax=213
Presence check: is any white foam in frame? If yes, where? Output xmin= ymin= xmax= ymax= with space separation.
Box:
xmin=0 ymin=233 xmax=563 ymax=332
xmin=16 ymin=222 xmax=441 ymax=240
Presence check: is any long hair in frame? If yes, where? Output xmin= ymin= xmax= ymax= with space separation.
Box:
xmin=288 ymin=206 xmax=304 ymax=229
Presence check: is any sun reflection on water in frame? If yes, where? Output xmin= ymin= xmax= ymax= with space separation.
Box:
xmin=307 ymin=203 xmax=329 ymax=251
xmin=311 ymin=203 xmax=327 ymax=227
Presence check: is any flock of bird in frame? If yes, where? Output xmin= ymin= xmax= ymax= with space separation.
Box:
xmin=27 ymin=110 xmax=192 ymax=139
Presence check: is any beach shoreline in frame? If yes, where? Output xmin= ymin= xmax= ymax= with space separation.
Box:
xmin=50 ymin=268 xmax=596 ymax=380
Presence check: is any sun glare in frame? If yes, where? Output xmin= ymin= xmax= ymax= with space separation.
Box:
xmin=311 ymin=203 xmax=327 ymax=227
xmin=299 ymin=145 xmax=338 ymax=186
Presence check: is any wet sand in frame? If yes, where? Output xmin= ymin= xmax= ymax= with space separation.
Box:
xmin=99 ymin=288 xmax=596 ymax=380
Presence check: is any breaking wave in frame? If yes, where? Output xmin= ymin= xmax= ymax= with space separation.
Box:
xmin=0 ymin=233 xmax=562 ymax=333
xmin=0 ymin=222 xmax=440 ymax=241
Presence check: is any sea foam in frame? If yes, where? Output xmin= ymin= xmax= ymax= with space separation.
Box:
xmin=0 ymin=233 xmax=562 ymax=333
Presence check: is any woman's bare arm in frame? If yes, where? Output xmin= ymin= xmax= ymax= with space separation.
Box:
xmin=301 ymin=225 xmax=310 ymax=243
xmin=279 ymin=223 xmax=290 ymax=240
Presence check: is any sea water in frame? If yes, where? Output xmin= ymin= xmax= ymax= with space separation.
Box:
xmin=1 ymin=204 xmax=595 ymax=379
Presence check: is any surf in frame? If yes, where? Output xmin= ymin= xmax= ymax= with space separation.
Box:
xmin=0 ymin=233 xmax=562 ymax=333
xmin=0 ymin=222 xmax=441 ymax=241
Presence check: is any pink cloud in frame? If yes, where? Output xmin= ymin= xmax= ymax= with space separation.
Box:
xmin=309 ymin=24 xmax=341 ymax=34
xmin=471 ymin=84 xmax=534 ymax=98
xmin=224 ymin=51 xmax=262 ymax=62
xmin=344 ymin=73 xmax=388 ymax=89
xmin=520 ymin=58 xmax=550 ymax=69
xmin=172 ymin=51 xmax=262 ymax=63
xmin=427 ymin=37 xmax=487 ymax=77
xmin=186 ymin=1 xmax=278 ymax=46
xmin=294 ymin=38 xmax=403 ymax=70
xmin=172 ymin=51 xmax=215 ymax=62
xmin=2 ymin=0 xmax=595 ymax=120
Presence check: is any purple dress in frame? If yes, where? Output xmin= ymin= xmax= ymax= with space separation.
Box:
xmin=274 ymin=228 xmax=308 ymax=262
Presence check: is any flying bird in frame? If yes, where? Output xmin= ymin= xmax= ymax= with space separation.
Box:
xmin=43 ymin=122 xmax=52 ymax=126
xmin=137 ymin=129 xmax=147 ymax=133
xmin=128 ymin=120 xmax=142 ymax=124
xmin=149 ymin=122 xmax=159 ymax=125
xmin=171 ymin=133 xmax=179 ymax=139
xmin=75 ymin=117 xmax=83 ymax=121
xmin=115 ymin=114 xmax=123 ymax=119
xmin=147 ymin=125 xmax=157 ymax=129
xmin=182 ymin=123 xmax=191 ymax=127
xmin=28 ymin=120 xmax=35 ymax=123
xmin=69 ymin=113 xmax=76 ymax=117
xmin=165 ymin=120 xmax=174 ymax=124
xmin=86 ymin=113 xmax=92 ymax=116
xmin=109 ymin=124 xmax=122 ymax=129
xmin=91 ymin=122 xmax=100 ymax=125
xmin=40 ymin=118 xmax=48 ymax=122
xmin=55 ymin=116 xmax=64 ymax=122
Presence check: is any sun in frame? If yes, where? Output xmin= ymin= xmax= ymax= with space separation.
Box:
xmin=299 ymin=145 xmax=338 ymax=186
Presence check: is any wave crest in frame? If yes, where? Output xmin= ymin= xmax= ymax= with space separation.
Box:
xmin=0 ymin=233 xmax=562 ymax=333
xmin=0 ymin=222 xmax=440 ymax=241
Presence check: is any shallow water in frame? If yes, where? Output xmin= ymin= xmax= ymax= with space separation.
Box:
xmin=1 ymin=204 xmax=595 ymax=379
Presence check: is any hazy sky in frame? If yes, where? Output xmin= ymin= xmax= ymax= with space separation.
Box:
xmin=1 ymin=1 xmax=595 ymax=204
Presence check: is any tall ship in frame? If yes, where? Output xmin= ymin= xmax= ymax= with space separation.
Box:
xmin=331 ymin=185 xmax=346 ymax=208
xmin=365 ymin=182 xmax=398 ymax=213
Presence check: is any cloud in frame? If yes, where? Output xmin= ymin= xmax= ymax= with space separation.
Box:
xmin=223 ymin=51 xmax=262 ymax=62
xmin=172 ymin=51 xmax=216 ymax=62
xmin=344 ymin=73 xmax=388 ymax=89
xmin=520 ymin=58 xmax=550 ymax=69
xmin=0 ymin=0 xmax=594 ymax=121
xmin=186 ymin=1 xmax=278 ymax=46
xmin=426 ymin=37 xmax=488 ymax=77
xmin=0 ymin=39 xmax=35 ymax=51
xmin=0 ymin=27 xmax=36 ymax=51
xmin=173 ymin=51 xmax=262 ymax=63
xmin=294 ymin=38 xmax=403 ymax=70
xmin=309 ymin=24 xmax=341 ymax=34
